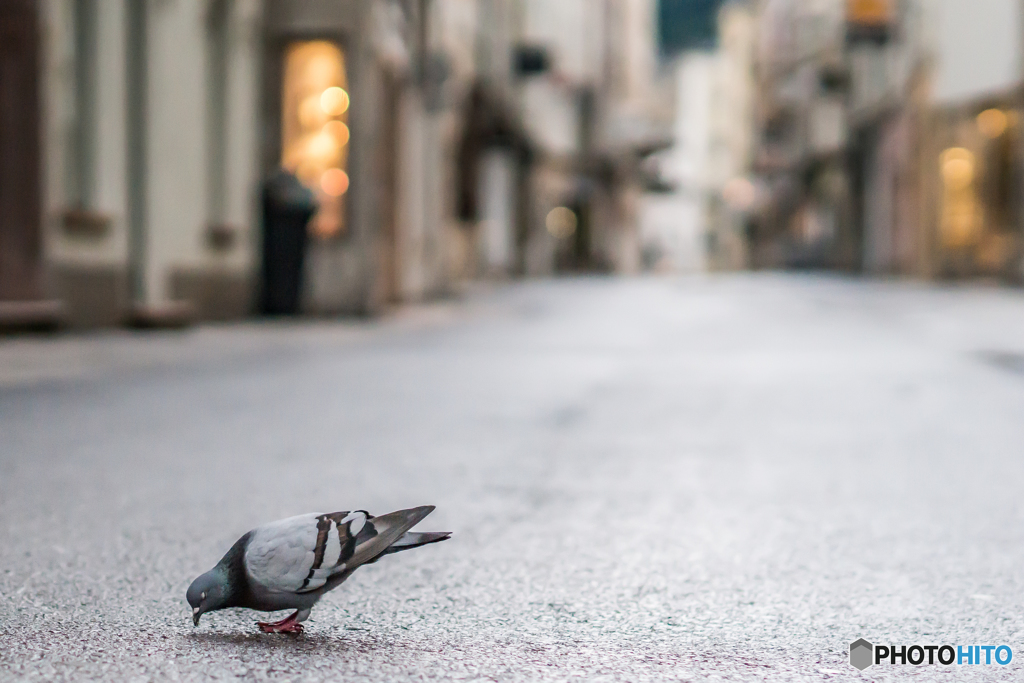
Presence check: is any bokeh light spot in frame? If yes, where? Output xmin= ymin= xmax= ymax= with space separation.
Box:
xmin=723 ymin=177 xmax=756 ymax=211
xmin=546 ymin=207 xmax=577 ymax=239
xmin=977 ymin=109 xmax=1008 ymax=139
xmin=321 ymin=168 xmax=350 ymax=197
xmin=320 ymin=87 xmax=350 ymax=116
xmin=940 ymin=147 xmax=975 ymax=190
xmin=323 ymin=120 xmax=350 ymax=146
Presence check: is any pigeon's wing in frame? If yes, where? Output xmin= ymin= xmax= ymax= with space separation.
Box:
xmin=340 ymin=506 xmax=438 ymax=570
xmin=244 ymin=511 xmax=364 ymax=594
xmin=244 ymin=506 xmax=436 ymax=594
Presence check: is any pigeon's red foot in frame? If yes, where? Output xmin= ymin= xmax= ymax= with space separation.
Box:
xmin=257 ymin=611 xmax=304 ymax=635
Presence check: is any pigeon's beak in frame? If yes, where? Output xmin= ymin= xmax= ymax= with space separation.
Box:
xmin=192 ymin=607 xmax=202 ymax=626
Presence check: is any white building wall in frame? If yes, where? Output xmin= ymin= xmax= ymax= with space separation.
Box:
xmin=620 ymin=0 xmax=658 ymax=108
xmin=605 ymin=0 xmax=666 ymax=149
xmin=41 ymin=0 xmax=262 ymax=320
xmin=421 ymin=111 xmax=448 ymax=295
xmin=42 ymin=0 xmax=129 ymax=269
xmin=431 ymin=0 xmax=478 ymax=288
xmin=640 ymin=53 xmax=716 ymax=272
xmin=710 ymin=3 xmax=756 ymax=187
xmin=92 ymin=1 xmax=129 ymax=268
xmin=521 ymin=0 xmax=608 ymax=85
xmin=931 ymin=0 xmax=1022 ymax=105
xmin=522 ymin=80 xmax=579 ymax=156
xmin=219 ymin=0 xmax=262 ymax=274
xmin=520 ymin=0 xmax=591 ymax=158
xmin=39 ymin=0 xmax=135 ymax=327
xmin=479 ymin=150 xmax=516 ymax=275
xmin=396 ymin=91 xmax=429 ymax=299
xmin=145 ymin=1 xmax=208 ymax=305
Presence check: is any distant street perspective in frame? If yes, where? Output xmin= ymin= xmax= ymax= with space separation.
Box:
xmin=3 ymin=275 xmax=1024 ymax=681
xmin=4 ymin=1 xmax=1024 ymax=680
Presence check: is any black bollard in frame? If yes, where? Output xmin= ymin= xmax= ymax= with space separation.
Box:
xmin=259 ymin=169 xmax=318 ymax=315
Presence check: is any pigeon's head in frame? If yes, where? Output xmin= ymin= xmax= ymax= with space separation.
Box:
xmin=187 ymin=570 xmax=229 ymax=626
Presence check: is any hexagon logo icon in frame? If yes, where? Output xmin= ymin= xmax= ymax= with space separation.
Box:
xmin=850 ymin=639 xmax=874 ymax=670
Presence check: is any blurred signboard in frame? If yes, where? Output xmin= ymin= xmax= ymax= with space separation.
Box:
xmin=846 ymin=0 xmax=894 ymax=44
xmin=658 ymin=0 xmax=723 ymax=56
xmin=514 ymin=45 xmax=550 ymax=76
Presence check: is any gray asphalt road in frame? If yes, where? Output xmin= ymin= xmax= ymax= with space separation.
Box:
xmin=2 ymin=275 xmax=1024 ymax=682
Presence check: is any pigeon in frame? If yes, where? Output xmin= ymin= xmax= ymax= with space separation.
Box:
xmin=186 ymin=505 xmax=450 ymax=633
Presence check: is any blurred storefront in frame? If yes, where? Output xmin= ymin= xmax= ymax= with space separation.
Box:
xmin=924 ymin=98 xmax=1023 ymax=280
xmin=715 ymin=0 xmax=1024 ymax=284
xmin=262 ymin=1 xmax=390 ymax=315
xmin=467 ymin=0 xmax=670 ymax=278
xmin=264 ymin=0 xmax=476 ymax=313
xmin=743 ymin=0 xmax=881 ymax=270
xmin=849 ymin=0 xmax=1024 ymax=282
xmin=1 ymin=0 xmax=667 ymax=330
xmin=13 ymin=0 xmax=473 ymax=327
xmin=844 ymin=0 xmax=927 ymax=276
xmin=0 ymin=0 xmax=684 ymax=331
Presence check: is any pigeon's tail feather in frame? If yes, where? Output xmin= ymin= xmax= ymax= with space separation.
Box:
xmin=389 ymin=531 xmax=452 ymax=550
xmin=381 ymin=505 xmax=435 ymax=528
xmin=371 ymin=531 xmax=451 ymax=561
xmin=346 ymin=506 xmax=439 ymax=568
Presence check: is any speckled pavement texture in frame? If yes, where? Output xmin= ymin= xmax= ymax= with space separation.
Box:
xmin=2 ymin=275 xmax=1024 ymax=682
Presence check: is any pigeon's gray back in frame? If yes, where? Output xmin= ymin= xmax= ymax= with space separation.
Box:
xmin=241 ymin=506 xmax=439 ymax=609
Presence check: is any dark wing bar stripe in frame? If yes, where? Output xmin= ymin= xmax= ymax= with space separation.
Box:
xmin=299 ymin=514 xmax=334 ymax=590
xmin=335 ymin=518 xmax=357 ymax=567
xmin=330 ymin=510 xmax=373 ymax=567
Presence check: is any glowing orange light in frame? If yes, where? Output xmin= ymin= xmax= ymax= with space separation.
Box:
xmin=940 ymin=147 xmax=975 ymax=190
xmin=323 ymin=120 xmax=350 ymax=146
xmin=307 ymin=131 xmax=338 ymax=161
xmin=977 ymin=109 xmax=1008 ymax=139
xmin=299 ymin=96 xmax=326 ymax=129
xmin=940 ymin=147 xmax=981 ymax=248
xmin=847 ymin=0 xmax=892 ymax=26
xmin=321 ymin=168 xmax=349 ymax=197
xmin=320 ymin=87 xmax=350 ymax=116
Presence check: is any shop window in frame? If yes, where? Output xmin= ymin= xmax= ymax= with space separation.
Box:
xmin=939 ymin=147 xmax=981 ymax=249
xmin=281 ymin=41 xmax=350 ymax=238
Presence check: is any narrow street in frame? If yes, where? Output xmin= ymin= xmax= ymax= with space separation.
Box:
xmin=2 ymin=275 xmax=1024 ymax=681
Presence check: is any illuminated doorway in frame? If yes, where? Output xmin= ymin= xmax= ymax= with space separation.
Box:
xmin=280 ymin=41 xmax=350 ymax=238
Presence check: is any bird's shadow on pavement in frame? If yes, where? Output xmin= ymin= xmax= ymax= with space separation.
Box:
xmin=185 ymin=630 xmax=381 ymax=654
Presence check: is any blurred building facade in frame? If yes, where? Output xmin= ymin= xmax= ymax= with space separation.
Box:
xmin=919 ymin=0 xmax=1024 ymax=281
xmin=0 ymin=0 xmax=671 ymax=329
xmin=638 ymin=0 xmax=745 ymax=273
xmin=34 ymin=0 xmax=264 ymax=326
xmin=698 ymin=0 xmax=1024 ymax=282
xmin=637 ymin=50 xmax=714 ymax=273
xmin=743 ymin=0 xmax=928 ymax=271
xmin=29 ymin=0 xmax=470 ymax=326
xmin=704 ymin=0 xmax=757 ymax=270
xmin=466 ymin=0 xmax=672 ymax=278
